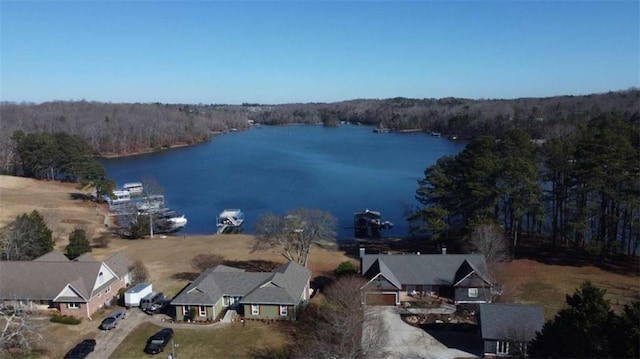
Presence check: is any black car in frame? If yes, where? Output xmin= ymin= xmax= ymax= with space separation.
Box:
xmin=64 ymin=339 xmax=96 ymax=359
xmin=144 ymin=328 xmax=174 ymax=354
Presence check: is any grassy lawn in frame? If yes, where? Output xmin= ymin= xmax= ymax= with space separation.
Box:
xmin=110 ymin=321 xmax=291 ymax=359
xmin=495 ymin=259 xmax=640 ymax=321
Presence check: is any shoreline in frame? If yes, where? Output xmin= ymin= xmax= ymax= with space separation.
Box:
xmin=97 ymin=131 xmax=226 ymax=159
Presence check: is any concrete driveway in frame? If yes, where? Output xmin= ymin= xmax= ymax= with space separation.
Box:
xmin=89 ymin=309 xmax=147 ymax=359
xmin=364 ymin=306 xmax=480 ymax=359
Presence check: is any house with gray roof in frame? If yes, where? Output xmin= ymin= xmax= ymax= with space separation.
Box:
xmin=360 ymin=248 xmax=492 ymax=305
xmin=171 ymin=261 xmax=311 ymax=321
xmin=479 ymin=303 xmax=544 ymax=357
xmin=0 ymin=250 xmax=132 ymax=319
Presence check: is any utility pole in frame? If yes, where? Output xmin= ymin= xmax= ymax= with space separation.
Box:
xmin=149 ymin=209 xmax=154 ymax=239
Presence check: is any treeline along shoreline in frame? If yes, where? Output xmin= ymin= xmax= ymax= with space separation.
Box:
xmin=0 ymin=89 xmax=638 ymax=168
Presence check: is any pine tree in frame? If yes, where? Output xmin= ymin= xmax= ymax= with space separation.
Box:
xmin=65 ymin=228 xmax=92 ymax=259
xmin=1 ymin=211 xmax=54 ymax=260
xmin=530 ymin=281 xmax=614 ymax=358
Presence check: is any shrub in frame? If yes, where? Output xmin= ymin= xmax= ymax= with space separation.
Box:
xmin=334 ymin=261 xmax=358 ymax=277
xmin=189 ymin=307 xmax=198 ymax=321
xmin=50 ymin=315 xmax=82 ymax=325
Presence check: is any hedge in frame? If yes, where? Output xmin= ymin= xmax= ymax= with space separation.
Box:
xmin=50 ymin=315 xmax=82 ymax=325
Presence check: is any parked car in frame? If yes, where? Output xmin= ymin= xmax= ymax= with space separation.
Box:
xmin=64 ymin=339 xmax=96 ymax=359
xmin=100 ymin=310 xmax=126 ymax=330
xmin=144 ymin=328 xmax=174 ymax=354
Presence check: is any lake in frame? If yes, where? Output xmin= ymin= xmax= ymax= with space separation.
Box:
xmin=100 ymin=125 xmax=466 ymax=239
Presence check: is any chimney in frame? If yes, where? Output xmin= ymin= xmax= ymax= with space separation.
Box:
xmin=359 ymin=247 xmax=365 ymax=259
xmin=441 ymin=246 xmax=447 ymax=255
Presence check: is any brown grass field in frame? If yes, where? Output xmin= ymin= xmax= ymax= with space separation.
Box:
xmin=1 ymin=175 xmax=638 ymax=357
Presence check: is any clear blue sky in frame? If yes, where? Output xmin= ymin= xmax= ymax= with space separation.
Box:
xmin=1 ymin=1 xmax=638 ymax=104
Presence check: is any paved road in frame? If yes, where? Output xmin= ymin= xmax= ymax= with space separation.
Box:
xmin=89 ymin=309 xmax=147 ymax=359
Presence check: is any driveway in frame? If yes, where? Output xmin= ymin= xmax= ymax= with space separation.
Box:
xmin=89 ymin=309 xmax=147 ymax=359
xmin=363 ymin=306 xmax=480 ymax=359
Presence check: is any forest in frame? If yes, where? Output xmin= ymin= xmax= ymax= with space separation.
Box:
xmin=0 ymin=88 xmax=638 ymax=173
xmin=413 ymin=112 xmax=640 ymax=256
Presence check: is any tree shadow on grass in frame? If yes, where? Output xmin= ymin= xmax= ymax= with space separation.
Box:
xmin=172 ymin=272 xmax=199 ymax=281
xmin=311 ymin=275 xmax=334 ymax=296
xmin=69 ymin=192 xmax=94 ymax=201
xmin=250 ymin=346 xmax=291 ymax=359
xmin=222 ymin=259 xmax=281 ymax=272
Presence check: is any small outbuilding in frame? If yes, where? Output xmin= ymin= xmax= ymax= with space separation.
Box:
xmin=478 ymin=303 xmax=544 ymax=357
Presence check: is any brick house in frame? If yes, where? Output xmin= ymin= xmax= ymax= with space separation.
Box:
xmin=0 ymin=250 xmax=132 ymax=319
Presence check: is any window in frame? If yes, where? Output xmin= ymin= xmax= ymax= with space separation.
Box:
xmin=223 ymin=297 xmax=229 ymax=306
xmin=105 ymin=286 xmax=111 ymax=294
xmin=183 ymin=306 xmax=190 ymax=315
xmin=279 ymin=305 xmax=288 ymax=316
xmin=199 ymin=306 xmax=207 ymax=316
xmin=67 ymin=303 xmax=80 ymax=309
xmin=497 ymin=341 xmax=509 ymax=355
xmin=468 ymin=288 xmax=478 ymax=297
xmin=98 ymin=272 xmax=104 ymax=284
xmin=251 ymin=304 xmax=259 ymax=315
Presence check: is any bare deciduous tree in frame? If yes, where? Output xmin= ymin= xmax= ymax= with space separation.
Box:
xmin=130 ymin=260 xmax=149 ymax=284
xmin=140 ymin=177 xmax=165 ymax=239
xmin=467 ymin=223 xmax=510 ymax=265
xmin=253 ymin=208 xmax=337 ymax=267
xmin=291 ymin=276 xmax=388 ymax=359
xmin=0 ymin=306 xmax=42 ymax=357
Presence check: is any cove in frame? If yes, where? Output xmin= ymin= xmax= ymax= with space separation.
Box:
xmin=100 ymin=125 xmax=466 ymax=239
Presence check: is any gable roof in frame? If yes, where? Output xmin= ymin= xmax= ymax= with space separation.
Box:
xmin=1 ymin=260 xmax=101 ymax=300
xmin=0 ymin=251 xmax=131 ymax=302
xmin=103 ymin=252 xmax=132 ymax=278
xmin=454 ymin=259 xmax=492 ymax=286
xmin=171 ymin=266 xmax=271 ymax=305
xmin=479 ymin=303 xmax=544 ymax=341
xmin=74 ymin=252 xmax=98 ymax=262
xmin=241 ymin=261 xmax=312 ymax=305
xmin=171 ymin=261 xmax=312 ymax=306
xmin=361 ymin=253 xmax=490 ymax=286
xmin=33 ymin=250 xmax=69 ymax=262
xmin=363 ymin=258 xmax=402 ymax=289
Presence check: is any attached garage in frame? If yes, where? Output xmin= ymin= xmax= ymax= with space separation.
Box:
xmin=365 ymin=292 xmax=397 ymax=306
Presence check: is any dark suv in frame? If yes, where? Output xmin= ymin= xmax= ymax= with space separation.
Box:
xmin=64 ymin=339 xmax=96 ymax=359
xmin=144 ymin=328 xmax=174 ymax=354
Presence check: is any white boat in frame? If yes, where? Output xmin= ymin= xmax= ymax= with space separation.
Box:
xmin=216 ymin=209 xmax=244 ymax=234
xmin=105 ymin=190 xmax=132 ymax=211
xmin=123 ymin=182 xmax=144 ymax=196
xmin=135 ymin=195 xmax=165 ymax=213
xmin=155 ymin=210 xmax=188 ymax=233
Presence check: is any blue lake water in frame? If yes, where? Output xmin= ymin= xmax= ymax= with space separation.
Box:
xmin=100 ymin=125 xmax=466 ymax=239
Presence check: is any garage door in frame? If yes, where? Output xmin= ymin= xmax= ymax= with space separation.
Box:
xmin=365 ymin=292 xmax=396 ymax=306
